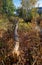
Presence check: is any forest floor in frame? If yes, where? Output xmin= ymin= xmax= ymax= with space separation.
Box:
xmin=0 ymin=16 xmax=42 ymax=65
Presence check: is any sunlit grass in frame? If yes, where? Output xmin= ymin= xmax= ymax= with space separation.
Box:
xmin=0 ymin=18 xmax=13 ymax=31
xmin=18 ymin=22 xmax=32 ymax=32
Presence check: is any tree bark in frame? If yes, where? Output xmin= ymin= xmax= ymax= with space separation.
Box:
xmin=14 ymin=20 xmax=19 ymax=42
xmin=13 ymin=19 xmax=19 ymax=56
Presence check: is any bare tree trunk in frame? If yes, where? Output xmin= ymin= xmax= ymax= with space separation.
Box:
xmin=13 ymin=19 xmax=20 ymax=56
xmin=14 ymin=20 xmax=19 ymax=42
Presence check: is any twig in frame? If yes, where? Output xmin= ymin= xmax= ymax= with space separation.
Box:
xmin=32 ymin=56 xmax=38 ymax=65
xmin=2 ymin=60 xmax=5 ymax=65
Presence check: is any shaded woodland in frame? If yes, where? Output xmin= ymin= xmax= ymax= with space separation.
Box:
xmin=0 ymin=0 xmax=42 ymax=65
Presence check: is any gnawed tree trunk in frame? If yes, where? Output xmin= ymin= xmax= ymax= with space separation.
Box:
xmin=14 ymin=20 xmax=19 ymax=42
xmin=12 ymin=19 xmax=20 ymax=56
